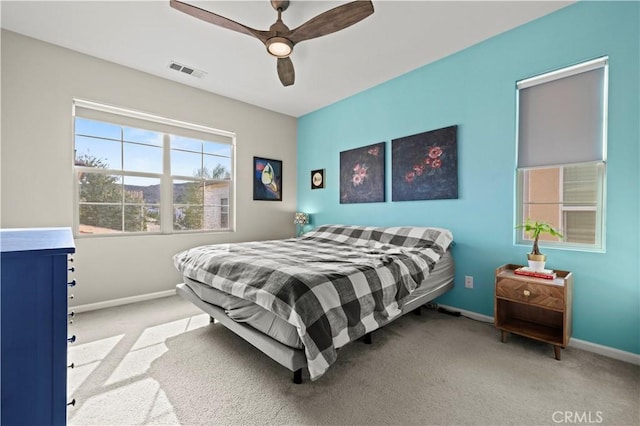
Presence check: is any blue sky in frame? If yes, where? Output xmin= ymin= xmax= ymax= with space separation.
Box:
xmin=75 ymin=118 xmax=231 ymax=185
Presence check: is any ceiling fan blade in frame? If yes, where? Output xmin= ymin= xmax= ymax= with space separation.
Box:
xmin=288 ymin=1 xmax=374 ymax=44
xmin=277 ymin=57 xmax=295 ymax=86
xmin=170 ymin=0 xmax=270 ymax=43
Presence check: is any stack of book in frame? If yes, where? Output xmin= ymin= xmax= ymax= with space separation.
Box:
xmin=514 ymin=267 xmax=556 ymax=279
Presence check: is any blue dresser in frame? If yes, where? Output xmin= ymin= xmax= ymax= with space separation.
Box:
xmin=1 ymin=228 xmax=75 ymax=426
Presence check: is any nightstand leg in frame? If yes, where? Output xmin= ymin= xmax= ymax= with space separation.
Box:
xmin=500 ymin=330 xmax=508 ymax=343
xmin=554 ymin=345 xmax=562 ymax=360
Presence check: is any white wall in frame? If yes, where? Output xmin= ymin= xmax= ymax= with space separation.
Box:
xmin=1 ymin=30 xmax=297 ymax=307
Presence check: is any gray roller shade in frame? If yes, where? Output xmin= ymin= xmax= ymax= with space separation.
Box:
xmin=517 ymin=62 xmax=606 ymax=168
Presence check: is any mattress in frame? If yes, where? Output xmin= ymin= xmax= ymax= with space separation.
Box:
xmin=175 ymin=224 xmax=454 ymax=380
xmin=183 ymin=250 xmax=454 ymax=350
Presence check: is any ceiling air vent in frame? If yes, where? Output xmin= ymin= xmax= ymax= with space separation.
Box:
xmin=168 ymin=61 xmax=207 ymax=79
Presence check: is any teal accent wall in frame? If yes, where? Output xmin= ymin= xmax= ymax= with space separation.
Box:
xmin=297 ymin=1 xmax=639 ymax=354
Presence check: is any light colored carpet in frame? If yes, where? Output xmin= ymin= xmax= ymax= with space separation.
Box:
xmin=68 ymin=295 xmax=639 ymax=425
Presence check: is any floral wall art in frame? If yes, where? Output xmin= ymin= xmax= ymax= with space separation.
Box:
xmin=391 ymin=125 xmax=458 ymax=201
xmin=339 ymin=142 xmax=385 ymax=203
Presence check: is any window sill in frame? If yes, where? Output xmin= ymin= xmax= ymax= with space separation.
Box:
xmin=514 ymin=242 xmax=605 ymax=254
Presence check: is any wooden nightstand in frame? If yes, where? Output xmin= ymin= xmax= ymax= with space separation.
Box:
xmin=494 ymin=264 xmax=573 ymax=360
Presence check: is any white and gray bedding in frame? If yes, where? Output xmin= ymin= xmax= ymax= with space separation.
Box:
xmin=183 ymin=250 xmax=454 ymax=350
xmin=173 ymin=224 xmax=454 ymax=380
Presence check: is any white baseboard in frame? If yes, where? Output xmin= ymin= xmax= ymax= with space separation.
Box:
xmin=569 ymin=338 xmax=640 ymax=365
xmin=71 ymin=289 xmax=176 ymax=313
xmin=437 ymin=304 xmax=640 ymax=366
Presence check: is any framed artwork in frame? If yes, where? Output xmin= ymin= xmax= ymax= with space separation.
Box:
xmin=253 ymin=157 xmax=282 ymax=201
xmin=392 ymin=125 xmax=458 ymax=201
xmin=339 ymin=142 xmax=385 ymax=204
xmin=311 ymin=169 xmax=325 ymax=189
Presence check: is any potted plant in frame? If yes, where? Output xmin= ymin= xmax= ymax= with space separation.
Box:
xmin=515 ymin=219 xmax=563 ymax=271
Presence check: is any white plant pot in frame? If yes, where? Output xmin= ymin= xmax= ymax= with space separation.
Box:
xmin=527 ymin=260 xmax=546 ymax=272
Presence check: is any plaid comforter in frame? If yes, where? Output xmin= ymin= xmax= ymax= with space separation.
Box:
xmin=173 ymin=225 xmax=453 ymax=380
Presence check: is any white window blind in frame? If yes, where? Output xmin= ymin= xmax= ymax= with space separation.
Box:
xmin=74 ymin=100 xmax=233 ymax=146
xmin=563 ymin=163 xmax=598 ymax=205
xmin=564 ymin=211 xmax=597 ymax=244
xmin=517 ymin=57 xmax=607 ymax=168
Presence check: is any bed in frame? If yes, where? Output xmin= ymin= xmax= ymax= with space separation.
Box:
xmin=173 ymin=224 xmax=454 ymax=383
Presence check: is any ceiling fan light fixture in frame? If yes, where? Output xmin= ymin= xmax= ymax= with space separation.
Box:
xmin=171 ymin=0 xmax=375 ymax=86
xmin=266 ymin=37 xmax=293 ymax=58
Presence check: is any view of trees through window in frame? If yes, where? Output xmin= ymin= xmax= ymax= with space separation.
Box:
xmin=74 ymin=115 xmax=232 ymax=235
xmin=76 ymin=154 xmax=154 ymax=233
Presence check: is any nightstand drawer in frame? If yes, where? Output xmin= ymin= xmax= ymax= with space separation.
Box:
xmin=496 ymin=279 xmax=564 ymax=310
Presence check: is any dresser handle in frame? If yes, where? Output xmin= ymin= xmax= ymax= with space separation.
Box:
xmin=67 ymin=335 xmax=76 ymax=344
xmin=68 ymin=279 xmax=76 ymax=287
xmin=523 ymin=290 xmax=531 ymax=297
xmin=68 ymin=267 xmax=75 ymax=272
xmin=68 ymin=257 xmax=74 ymax=263
xmin=68 ymin=311 xmax=75 ymax=318
xmin=67 ymin=399 xmax=76 ymax=407
xmin=69 ymin=294 xmax=74 ymax=300
xmin=68 ymin=363 xmax=75 ymax=369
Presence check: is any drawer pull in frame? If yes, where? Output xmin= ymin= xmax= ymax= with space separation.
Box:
xmin=69 ymin=294 xmax=74 ymax=300
xmin=523 ymin=290 xmax=531 ymax=297
xmin=67 ymin=399 xmax=76 ymax=407
xmin=68 ymin=267 xmax=75 ymax=272
xmin=67 ymin=335 xmax=76 ymax=344
xmin=68 ymin=311 xmax=75 ymax=318
xmin=68 ymin=257 xmax=74 ymax=263
xmin=68 ymin=279 xmax=76 ymax=287
xmin=68 ymin=363 xmax=75 ymax=369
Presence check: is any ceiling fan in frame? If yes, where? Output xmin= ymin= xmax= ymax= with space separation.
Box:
xmin=169 ymin=0 xmax=374 ymax=86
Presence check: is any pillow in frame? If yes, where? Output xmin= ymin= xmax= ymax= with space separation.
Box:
xmin=303 ymin=225 xmax=453 ymax=252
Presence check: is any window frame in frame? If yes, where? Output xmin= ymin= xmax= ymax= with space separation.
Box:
xmin=72 ymin=99 xmax=236 ymax=238
xmin=514 ymin=57 xmax=608 ymax=252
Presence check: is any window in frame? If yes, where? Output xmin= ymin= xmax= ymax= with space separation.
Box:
xmin=515 ymin=57 xmax=607 ymax=251
xmin=519 ymin=163 xmax=604 ymax=246
xmin=73 ymin=100 xmax=235 ymax=236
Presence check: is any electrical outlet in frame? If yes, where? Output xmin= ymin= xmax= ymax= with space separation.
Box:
xmin=465 ymin=275 xmax=474 ymax=289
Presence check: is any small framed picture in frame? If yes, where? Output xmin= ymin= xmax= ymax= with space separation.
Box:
xmin=311 ymin=169 xmax=325 ymax=189
xmin=253 ymin=157 xmax=282 ymax=201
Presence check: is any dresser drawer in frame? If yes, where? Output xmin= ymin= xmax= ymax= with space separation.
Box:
xmin=496 ymin=278 xmax=564 ymax=310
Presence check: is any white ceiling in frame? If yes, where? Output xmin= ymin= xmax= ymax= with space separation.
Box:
xmin=1 ymin=0 xmax=573 ymax=117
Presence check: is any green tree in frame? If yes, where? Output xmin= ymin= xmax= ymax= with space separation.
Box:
xmin=123 ymin=190 xmax=147 ymax=232
xmin=77 ymin=153 xmax=147 ymax=232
